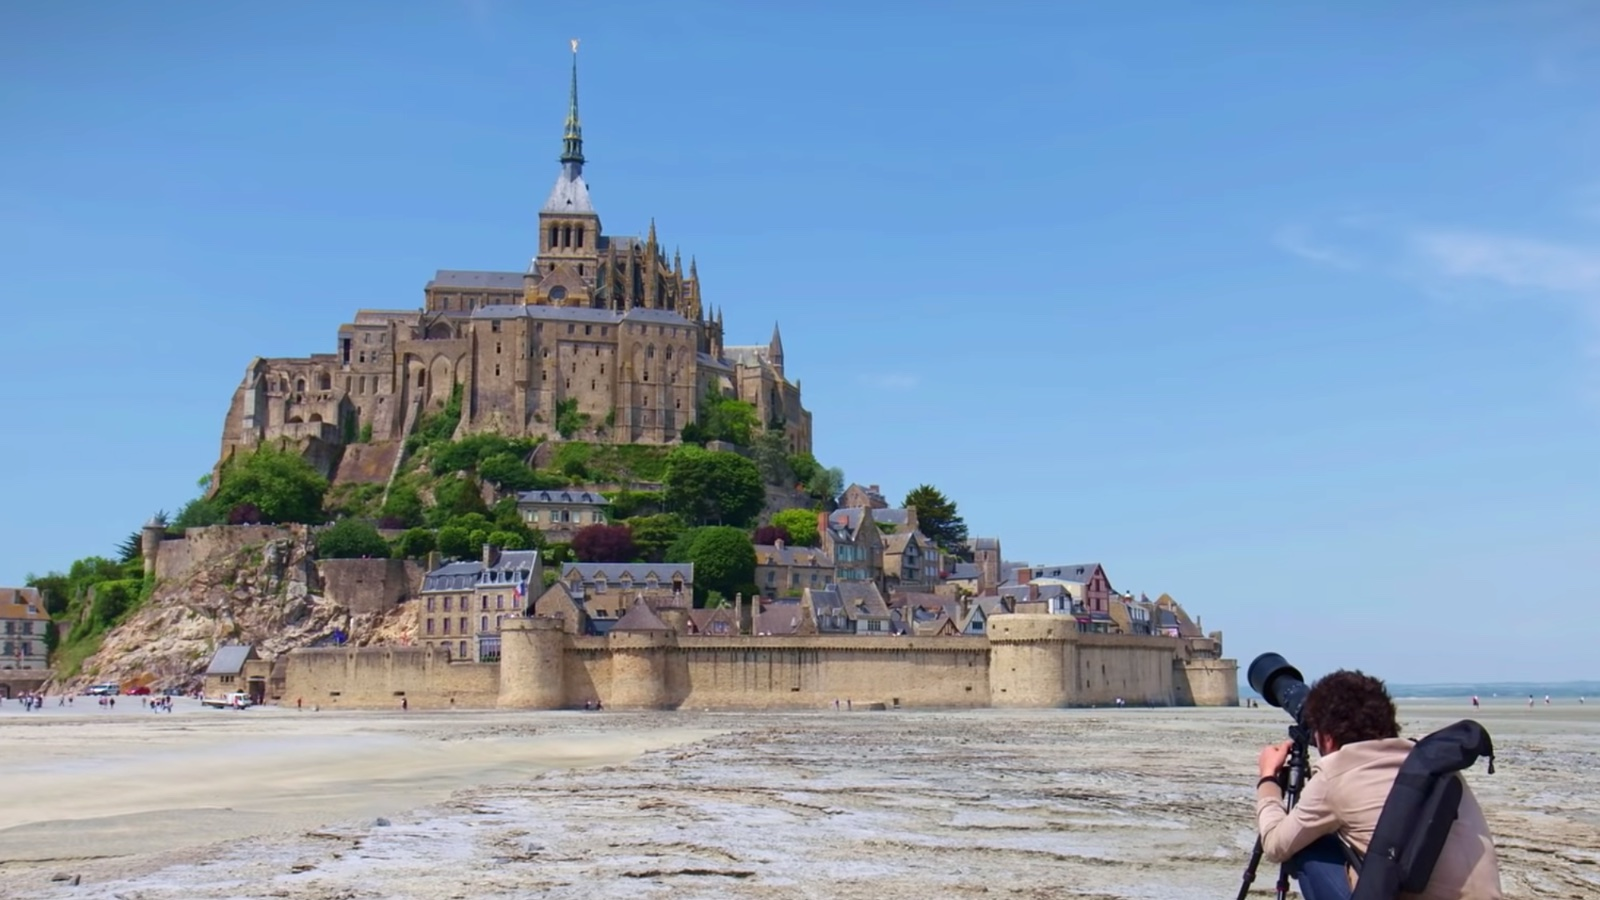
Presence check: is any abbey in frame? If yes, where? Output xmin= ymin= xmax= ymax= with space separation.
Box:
xmin=219 ymin=48 xmax=810 ymax=474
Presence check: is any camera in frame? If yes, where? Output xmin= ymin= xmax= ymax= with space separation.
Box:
xmin=1248 ymin=652 xmax=1309 ymax=726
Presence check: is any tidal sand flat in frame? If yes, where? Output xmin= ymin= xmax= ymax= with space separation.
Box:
xmin=0 ymin=701 xmax=1595 ymax=898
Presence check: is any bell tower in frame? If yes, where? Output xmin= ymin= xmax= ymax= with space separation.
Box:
xmin=531 ymin=39 xmax=601 ymax=306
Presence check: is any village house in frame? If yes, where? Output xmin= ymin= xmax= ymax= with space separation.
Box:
xmin=882 ymin=530 xmax=940 ymax=593
xmin=533 ymin=562 xmax=694 ymax=635
xmin=754 ymin=598 xmax=809 ymax=635
xmin=202 ymin=644 xmax=273 ymax=704
xmin=516 ymin=489 xmax=609 ymax=541
xmin=0 ymin=587 xmax=50 ymax=670
xmin=1111 ymin=593 xmax=1155 ymax=636
xmin=819 ymin=507 xmax=884 ymax=586
xmin=418 ymin=547 xmax=542 ymax=661
xmin=754 ymin=539 xmax=835 ymax=598
xmin=802 ymin=582 xmax=893 ymax=634
xmin=684 ymin=607 xmax=739 ymax=637
xmin=838 ymin=483 xmax=888 ymax=510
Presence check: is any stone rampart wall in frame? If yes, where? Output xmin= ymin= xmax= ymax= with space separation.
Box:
xmin=289 ymin=623 xmax=1237 ymax=711
xmin=153 ymin=524 xmax=302 ymax=584
xmin=285 ymin=646 xmax=497 ymax=709
xmin=318 ymin=558 xmax=410 ymax=615
xmin=1175 ymin=658 xmax=1241 ymax=708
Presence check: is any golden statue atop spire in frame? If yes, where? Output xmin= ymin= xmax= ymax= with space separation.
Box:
xmin=571 ymin=38 xmax=579 ymax=54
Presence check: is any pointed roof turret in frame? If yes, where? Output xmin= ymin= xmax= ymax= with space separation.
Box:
xmin=560 ymin=38 xmax=584 ymax=165
xmin=689 ymin=256 xmax=698 ymax=281
xmin=769 ymin=322 xmax=785 ymax=368
xmin=613 ymin=596 xmax=672 ymax=632
xmin=542 ymin=39 xmax=594 ymax=215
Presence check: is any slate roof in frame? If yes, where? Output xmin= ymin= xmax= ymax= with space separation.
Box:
xmin=517 ymin=489 xmax=608 ymax=506
xmin=836 ymin=582 xmax=890 ymax=622
xmin=1030 ymin=563 xmax=1108 ymax=588
xmin=422 ymin=561 xmax=484 ymax=593
xmin=946 ymin=562 xmax=981 ymax=581
xmin=724 ymin=346 xmax=769 ymax=367
xmin=206 ymin=644 xmax=257 ymax=676
xmin=562 ymin=562 xmax=694 ymax=584
xmin=422 ymin=551 xmax=539 ymax=591
xmin=826 ymin=507 xmax=868 ymax=540
xmin=543 ymin=167 xmax=595 ymax=214
xmin=612 ymin=597 xmax=673 ymax=632
xmin=685 ymin=608 xmax=738 ymax=635
xmin=971 ymin=537 xmax=1000 ymax=552
xmin=756 ymin=599 xmax=807 ymax=635
xmin=754 ymin=544 xmax=833 ymax=568
xmin=430 ymin=270 xmax=526 ymax=290
xmin=871 ymin=508 xmax=911 ymax=528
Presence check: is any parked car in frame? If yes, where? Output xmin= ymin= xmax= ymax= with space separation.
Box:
xmin=126 ymin=686 xmax=151 ymax=696
xmin=85 ymin=683 xmax=119 ymax=696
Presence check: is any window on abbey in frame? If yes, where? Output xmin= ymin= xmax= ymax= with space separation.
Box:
xmin=491 ymin=320 xmax=501 ymax=333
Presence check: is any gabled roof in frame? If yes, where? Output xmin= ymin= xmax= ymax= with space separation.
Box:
xmin=429 ymin=270 xmax=525 ymax=290
xmin=755 ymin=544 xmax=833 ymax=567
xmin=685 ymin=607 xmax=738 ymax=635
xmin=517 ymin=489 xmax=608 ymax=506
xmin=756 ymin=599 xmax=808 ymax=635
xmin=206 ymin=644 xmax=258 ymax=676
xmin=612 ymin=597 xmax=672 ymax=632
xmin=870 ymin=508 xmax=911 ymax=527
xmin=836 ymin=582 xmax=890 ymax=621
xmin=563 ymin=562 xmax=693 ymax=584
xmin=826 ymin=507 xmax=867 ymax=541
xmin=0 ymin=587 xmax=47 ymax=620
xmin=970 ymin=537 xmax=1000 ymax=552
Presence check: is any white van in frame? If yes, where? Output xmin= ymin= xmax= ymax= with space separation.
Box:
xmin=86 ymin=683 xmax=119 ymax=696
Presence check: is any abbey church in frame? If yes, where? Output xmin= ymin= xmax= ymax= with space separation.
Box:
xmin=219 ymin=48 xmax=810 ymax=478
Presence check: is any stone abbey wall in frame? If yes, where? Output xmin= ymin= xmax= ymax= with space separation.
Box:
xmin=283 ymin=615 xmax=1239 ymax=711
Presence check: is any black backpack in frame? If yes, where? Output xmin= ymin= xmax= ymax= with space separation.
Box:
xmin=1347 ymin=719 xmax=1496 ymax=900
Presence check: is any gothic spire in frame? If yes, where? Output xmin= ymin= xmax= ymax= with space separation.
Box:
xmin=560 ymin=39 xmax=584 ymax=166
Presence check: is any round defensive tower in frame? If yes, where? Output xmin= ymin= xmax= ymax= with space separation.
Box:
xmin=987 ymin=614 xmax=1072 ymax=708
xmin=140 ymin=518 xmax=166 ymax=578
xmin=607 ymin=630 xmax=673 ymax=709
xmin=498 ymin=616 xmax=566 ymax=709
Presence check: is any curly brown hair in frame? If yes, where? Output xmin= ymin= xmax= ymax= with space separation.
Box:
xmin=1302 ymin=669 xmax=1400 ymax=748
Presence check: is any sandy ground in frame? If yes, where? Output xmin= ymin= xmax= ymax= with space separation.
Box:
xmin=0 ymin=698 xmax=1595 ymax=899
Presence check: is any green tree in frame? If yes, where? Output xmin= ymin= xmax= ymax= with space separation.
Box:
xmin=428 ymin=475 xmax=489 ymax=525
xmin=381 ymin=483 xmax=426 ymax=528
xmin=663 ymin=446 xmax=765 ymax=527
xmin=487 ymin=529 xmax=529 ymax=550
xmin=315 ymin=519 xmax=390 ymax=559
xmin=212 ymin=447 xmax=329 ymax=524
xmin=393 ymin=528 xmax=437 ymax=559
xmin=903 ymin=484 xmax=969 ymax=555
xmin=699 ymin=391 xmax=759 ymax=446
xmin=770 ymin=508 xmax=820 ymax=547
xmin=788 ymin=452 xmax=820 ymax=490
xmin=810 ymin=466 xmax=845 ymax=505
xmin=751 ymin=429 xmax=795 ymax=486
xmin=479 ymin=452 xmax=541 ymax=492
xmin=625 ymin=513 xmax=686 ymax=563
xmin=171 ymin=494 xmax=224 ymax=531
xmin=673 ymin=526 xmax=755 ymax=606
xmin=572 ymin=524 xmax=637 ymax=562
xmin=436 ymin=525 xmax=475 ymax=560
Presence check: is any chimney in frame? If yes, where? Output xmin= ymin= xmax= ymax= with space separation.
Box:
xmin=482 ymin=543 xmax=499 ymax=568
xmin=735 ymin=591 xmax=745 ymax=635
xmin=868 ymin=484 xmax=879 ymax=493
xmin=816 ymin=510 xmax=827 ymax=541
xmin=1016 ymin=567 xmax=1032 ymax=585
xmin=426 ymin=550 xmax=441 ymax=572
xmin=774 ymin=537 xmax=785 ymax=550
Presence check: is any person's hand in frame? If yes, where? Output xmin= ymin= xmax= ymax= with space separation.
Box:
xmin=1258 ymin=740 xmax=1292 ymax=780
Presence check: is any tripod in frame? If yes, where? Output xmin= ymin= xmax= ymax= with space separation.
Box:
xmin=1237 ymin=725 xmax=1311 ymax=900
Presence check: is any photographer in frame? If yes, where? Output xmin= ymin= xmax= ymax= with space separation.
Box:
xmin=1253 ymin=670 xmax=1502 ymax=900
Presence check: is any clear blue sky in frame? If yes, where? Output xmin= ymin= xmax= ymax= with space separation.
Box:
xmin=4 ymin=2 xmax=1597 ymax=684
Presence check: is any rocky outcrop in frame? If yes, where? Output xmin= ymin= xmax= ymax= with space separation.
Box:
xmin=58 ymin=525 xmax=415 ymax=693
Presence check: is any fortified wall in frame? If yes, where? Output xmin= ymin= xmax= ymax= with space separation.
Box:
xmin=283 ymin=615 xmax=1239 ymax=710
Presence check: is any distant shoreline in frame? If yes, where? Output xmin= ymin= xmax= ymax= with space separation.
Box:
xmin=1241 ymin=680 xmax=1599 ymax=700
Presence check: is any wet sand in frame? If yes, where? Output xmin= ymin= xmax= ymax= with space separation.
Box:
xmin=0 ymin=699 xmax=1595 ymax=898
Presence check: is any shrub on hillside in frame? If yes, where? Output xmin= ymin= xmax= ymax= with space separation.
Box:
xmin=315 ymin=519 xmax=390 ymax=559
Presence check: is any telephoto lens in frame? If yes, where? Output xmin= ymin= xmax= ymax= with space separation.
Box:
xmin=1247 ymin=653 xmax=1310 ymax=725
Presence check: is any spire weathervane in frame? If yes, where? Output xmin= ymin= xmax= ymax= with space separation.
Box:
xmin=561 ymin=38 xmax=584 ymax=166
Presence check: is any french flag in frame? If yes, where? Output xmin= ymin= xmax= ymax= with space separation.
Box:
xmin=514 ymin=579 xmax=527 ymax=600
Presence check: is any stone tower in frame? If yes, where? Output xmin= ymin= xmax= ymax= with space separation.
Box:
xmin=532 ymin=39 xmax=601 ymax=307
xmin=498 ymin=616 xmax=567 ymax=709
xmin=987 ymin=615 xmax=1071 ymax=707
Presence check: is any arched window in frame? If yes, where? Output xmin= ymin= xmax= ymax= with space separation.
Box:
xmin=295 ymin=378 xmax=306 ymax=393
xmin=562 ymin=225 xmax=572 ymax=248
xmin=317 ymin=372 xmax=331 ymax=391
xmin=417 ymin=370 xmax=426 ymax=387
xmin=646 ymin=345 xmax=655 ymax=359
xmin=575 ymin=225 xmax=585 ymax=248
xmin=549 ymin=225 xmax=559 ymax=249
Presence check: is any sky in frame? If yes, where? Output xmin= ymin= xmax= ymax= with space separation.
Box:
xmin=3 ymin=2 xmax=1598 ymax=684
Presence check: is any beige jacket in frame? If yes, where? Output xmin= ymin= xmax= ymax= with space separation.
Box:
xmin=1256 ymin=738 xmax=1502 ymax=900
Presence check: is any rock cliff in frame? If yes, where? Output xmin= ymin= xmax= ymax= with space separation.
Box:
xmin=58 ymin=525 xmax=415 ymax=692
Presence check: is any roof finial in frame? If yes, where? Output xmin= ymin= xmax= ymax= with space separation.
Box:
xmin=560 ymin=39 xmax=584 ymax=166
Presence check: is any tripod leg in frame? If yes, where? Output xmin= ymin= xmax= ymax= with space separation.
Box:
xmin=1275 ymin=861 xmax=1293 ymax=900
xmin=1236 ymin=837 xmax=1265 ymax=900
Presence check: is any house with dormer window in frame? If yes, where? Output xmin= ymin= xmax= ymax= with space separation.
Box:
xmin=516 ymin=489 xmax=609 ymax=541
